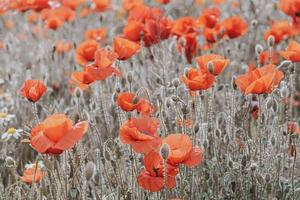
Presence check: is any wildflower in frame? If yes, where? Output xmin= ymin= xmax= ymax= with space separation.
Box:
xmin=171 ymin=16 xmax=196 ymax=37
xmin=137 ymin=151 xmax=178 ymax=192
xmin=62 ymin=0 xmax=86 ymax=10
xmin=235 ymin=64 xmax=284 ymax=95
xmin=263 ymin=21 xmax=294 ymax=44
xmin=54 ymin=41 xmax=73 ymax=55
xmin=20 ymin=80 xmax=47 ymax=102
xmin=0 ymin=112 xmax=15 ymax=123
xmin=180 ymin=68 xmax=215 ymax=91
xmin=75 ymin=40 xmax=99 ymax=66
xmin=196 ymin=54 xmax=230 ymax=76
xmin=221 ymin=16 xmax=248 ymax=39
xmin=122 ymin=0 xmax=144 ymax=11
xmin=197 ymin=7 xmax=220 ymax=29
xmin=30 ymin=114 xmax=89 ymax=154
xmin=113 ymin=37 xmax=141 ymax=60
xmin=119 ymin=117 xmax=162 ymax=153
xmin=163 ymin=134 xmax=203 ymax=167
xmin=92 ymin=0 xmax=110 ymax=12
xmin=177 ymin=33 xmax=198 ymax=63
xmin=123 ymin=20 xmax=144 ymax=42
xmin=85 ymin=28 xmax=107 ymax=42
xmin=116 ymin=92 xmax=155 ymax=115
xmin=71 ymin=70 xmax=95 ymax=90
xmin=20 ymin=163 xmax=43 ymax=184
xmin=1 ymin=127 xmax=23 ymax=141
xmin=259 ymin=51 xmax=280 ymax=65
xmin=155 ymin=0 xmax=170 ymax=4
xmin=280 ymin=41 xmax=300 ymax=62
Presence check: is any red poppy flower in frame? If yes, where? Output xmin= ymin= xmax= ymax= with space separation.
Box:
xmin=176 ymin=33 xmax=198 ymax=63
xmin=92 ymin=0 xmax=110 ymax=12
xmin=20 ymin=80 xmax=47 ymax=102
xmin=71 ymin=70 xmax=95 ymax=90
xmin=221 ymin=16 xmax=248 ymax=39
xmin=235 ymin=64 xmax=284 ymax=95
xmin=203 ymin=25 xmax=221 ymax=43
xmin=197 ymin=7 xmax=220 ymax=28
xmin=94 ymin=48 xmax=118 ymax=68
xmin=20 ymin=164 xmax=43 ymax=184
xmin=263 ymin=21 xmax=294 ymax=44
xmin=30 ymin=114 xmax=89 ymax=154
xmin=171 ymin=16 xmax=196 ymax=37
xmin=85 ymin=28 xmax=107 ymax=42
xmin=163 ymin=134 xmax=203 ymax=167
xmin=196 ymin=54 xmax=230 ymax=76
xmin=62 ymin=0 xmax=86 ymax=10
xmin=155 ymin=0 xmax=170 ymax=4
xmin=123 ymin=20 xmax=144 ymax=42
xmin=137 ymin=151 xmax=178 ymax=192
xmin=75 ymin=40 xmax=99 ymax=66
xmin=180 ymin=68 xmax=215 ymax=91
xmin=85 ymin=65 xmax=122 ymax=81
xmin=119 ymin=117 xmax=162 ymax=153
xmin=127 ymin=4 xmax=150 ymax=22
xmin=280 ymin=41 xmax=300 ymax=62
xmin=55 ymin=41 xmax=73 ymax=54
xmin=113 ymin=37 xmax=141 ymax=60
xmin=116 ymin=92 xmax=155 ymax=116
xmin=259 ymin=51 xmax=280 ymax=65
xmin=122 ymin=0 xmax=144 ymax=11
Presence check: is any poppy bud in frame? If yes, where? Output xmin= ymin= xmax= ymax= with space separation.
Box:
xmin=215 ymin=129 xmax=221 ymax=138
xmin=121 ymin=78 xmax=126 ymax=88
xmin=184 ymin=67 xmax=189 ymax=77
xmin=115 ymin=82 xmax=121 ymax=93
xmin=207 ymin=61 xmax=214 ymax=74
xmin=179 ymin=37 xmax=186 ymax=47
xmin=82 ymin=109 xmax=90 ymax=122
xmin=5 ymin=156 xmax=16 ymax=168
xmin=193 ymin=123 xmax=199 ymax=133
xmin=74 ymin=87 xmax=82 ymax=98
xmin=231 ymin=76 xmax=237 ymax=90
xmin=255 ymin=44 xmax=263 ymax=56
xmin=280 ymin=86 xmax=290 ymax=97
xmin=251 ymin=19 xmax=258 ymax=28
xmin=165 ymin=98 xmax=172 ymax=108
xmin=112 ymin=92 xmax=118 ymax=102
xmin=172 ymin=78 xmax=180 ymax=88
xmin=126 ymin=71 xmax=133 ymax=83
xmin=267 ymin=35 xmax=275 ymax=47
xmin=160 ymin=143 xmax=170 ymax=160
xmin=85 ymin=161 xmax=96 ymax=181
xmin=277 ymin=60 xmax=292 ymax=70
xmin=265 ymin=97 xmax=273 ymax=110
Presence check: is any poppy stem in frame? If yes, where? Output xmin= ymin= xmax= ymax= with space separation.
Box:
xmin=32 ymin=103 xmax=40 ymax=124
xmin=163 ymin=159 xmax=168 ymax=200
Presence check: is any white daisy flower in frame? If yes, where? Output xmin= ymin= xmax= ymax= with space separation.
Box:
xmin=0 ymin=112 xmax=15 ymax=124
xmin=25 ymin=161 xmax=45 ymax=169
xmin=1 ymin=127 xmax=23 ymax=141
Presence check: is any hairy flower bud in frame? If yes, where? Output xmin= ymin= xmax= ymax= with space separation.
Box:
xmin=160 ymin=143 xmax=170 ymax=160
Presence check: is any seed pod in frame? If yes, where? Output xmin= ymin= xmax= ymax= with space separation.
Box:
xmin=160 ymin=143 xmax=170 ymax=160
xmin=265 ymin=173 xmax=271 ymax=182
xmin=231 ymin=76 xmax=237 ymax=90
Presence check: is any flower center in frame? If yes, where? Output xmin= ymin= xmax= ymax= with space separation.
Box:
xmin=0 ymin=112 xmax=8 ymax=118
xmin=7 ymin=128 xmax=16 ymax=135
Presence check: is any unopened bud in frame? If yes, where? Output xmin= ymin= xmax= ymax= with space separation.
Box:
xmin=5 ymin=156 xmax=16 ymax=168
xmin=207 ymin=62 xmax=214 ymax=74
xmin=171 ymin=95 xmax=180 ymax=103
xmin=251 ymin=19 xmax=258 ymax=28
xmin=132 ymin=96 xmax=139 ymax=104
xmin=267 ymin=35 xmax=275 ymax=47
xmin=126 ymin=71 xmax=133 ymax=83
xmin=255 ymin=44 xmax=263 ymax=56
xmin=74 ymin=87 xmax=82 ymax=98
xmin=85 ymin=161 xmax=96 ymax=181
xmin=277 ymin=60 xmax=292 ymax=70
xmin=280 ymin=86 xmax=290 ymax=98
